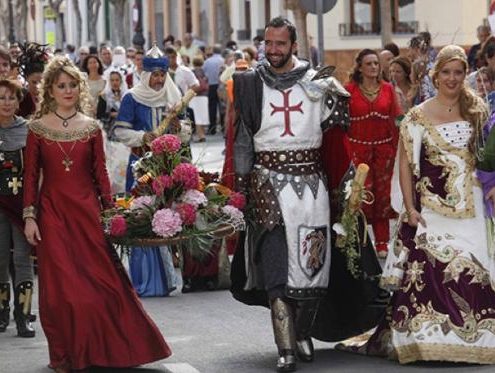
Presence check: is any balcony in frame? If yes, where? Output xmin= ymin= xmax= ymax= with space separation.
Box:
xmin=339 ymin=21 xmax=419 ymax=37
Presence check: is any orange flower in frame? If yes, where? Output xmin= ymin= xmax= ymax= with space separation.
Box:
xmin=206 ymin=183 xmax=232 ymax=196
xmin=115 ymin=196 xmax=134 ymax=209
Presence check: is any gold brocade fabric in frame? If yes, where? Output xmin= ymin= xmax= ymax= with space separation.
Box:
xmin=28 ymin=120 xmax=100 ymax=142
xmin=400 ymin=108 xmax=476 ymax=219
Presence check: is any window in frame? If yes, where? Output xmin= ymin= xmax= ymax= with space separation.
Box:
xmin=341 ymin=0 xmax=417 ymax=36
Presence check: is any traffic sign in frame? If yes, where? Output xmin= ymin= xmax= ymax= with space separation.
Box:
xmin=299 ymin=0 xmax=337 ymax=14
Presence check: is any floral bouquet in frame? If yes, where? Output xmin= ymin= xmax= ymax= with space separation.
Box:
xmin=102 ymin=134 xmax=246 ymax=258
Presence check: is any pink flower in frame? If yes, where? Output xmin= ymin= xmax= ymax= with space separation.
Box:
xmin=152 ymin=208 xmax=183 ymax=238
xmin=130 ymin=196 xmax=156 ymax=210
xmin=109 ymin=215 xmax=127 ymax=237
xmin=152 ymin=175 xmax=174 ymax=195
xmin=180 ymin=189 xmax=208 ymax=208
xmin=175 ymin=203 xmax=197 ymax=225
xmin=228 ymin=192 xmax=246 ymax=210
xmin=150 ymin=134 xmax=182 ymax=154
xmin=172 ymin=163 xmax=199 ymax=190
xmin=222 ymin=205 xmax=245 ymax=227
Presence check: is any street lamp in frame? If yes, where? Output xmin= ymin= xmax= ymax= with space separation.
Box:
xmin=7 ymin=0 xmax=16 ymax=43
xmin=132 ymin=0 xmax=145 ymax=48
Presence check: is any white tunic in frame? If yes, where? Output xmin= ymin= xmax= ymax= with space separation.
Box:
xmin=253 ymin=75 xmax=332 ymax=292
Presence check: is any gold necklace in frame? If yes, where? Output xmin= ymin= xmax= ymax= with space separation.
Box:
xmin=55 ymin=141 xmax=77 ymax=171
xmin=359 ymin=84 xmax=380 ymax=97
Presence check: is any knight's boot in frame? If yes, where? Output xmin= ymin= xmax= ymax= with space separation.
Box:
xmin=294 ymin=300 xmax=319 ymax=362
xmin=13 ymin=281 xmax=35 ymax=338
xmin=270 ymin=298 xmax=297 ymax=372
xmin=0 ymin=283 xmax=10 ymax=332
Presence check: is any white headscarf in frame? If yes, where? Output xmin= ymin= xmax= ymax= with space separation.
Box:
xmin=103 ymin=69 xmax=128 ymax=113
xmin=128 ymin=71 xmax=182 ymax=108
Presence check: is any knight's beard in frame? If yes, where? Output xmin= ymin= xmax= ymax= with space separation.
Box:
xmin=267 ymin=51 xmax=293 ymax=69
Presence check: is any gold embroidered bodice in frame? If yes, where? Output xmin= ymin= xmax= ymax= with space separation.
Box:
xmin=400 ymin=107 xmax=477 ymax=218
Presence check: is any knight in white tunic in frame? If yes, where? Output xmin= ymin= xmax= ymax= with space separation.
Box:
xmin=229 ymin=17 xmax=352 ymax=372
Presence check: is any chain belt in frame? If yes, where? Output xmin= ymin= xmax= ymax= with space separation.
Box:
xmin=348 ymin=136 xmax=392 ymax=145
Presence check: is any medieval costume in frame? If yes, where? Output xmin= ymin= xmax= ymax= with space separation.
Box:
xmin=0 ymin=115 xmax=35 ymax=337
xmin=230 ymin=58 xmax=386 ymax=370
xmin=114 ymin=46 xmax=182 ymax=297
xmin=340 ymin=106 xmax=495 ymax=364
xmin=23 ymin=120 xmax=171 ymax=370
xmin=345 ymin=81 xmax=401 ymax=254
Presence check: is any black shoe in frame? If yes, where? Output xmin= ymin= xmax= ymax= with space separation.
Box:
xmin=207 ymin=127 xmax=217 ymax=135
xmin=14 ymin=282 xmax=35 ymax=338
xmin=195 ymin=138 xmax=206 ymax=143
xmin=0 ymin=283 xmax=9 ymax=332
xmin=0 ymin=307 xmax=9 ymax=332
xmin=182 ymin=279 xmax=194 ymax=293
xmin=205 ymin=280 xmax=216 ymax=291
xmin=296 ymin=337 xmax=314 ymax=362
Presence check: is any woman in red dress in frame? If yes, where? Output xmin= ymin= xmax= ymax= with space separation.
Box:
xmin=345 ymin=49 xmax=402 ymax=258
xmin=22 ymin=56 xmax=171 ymax=372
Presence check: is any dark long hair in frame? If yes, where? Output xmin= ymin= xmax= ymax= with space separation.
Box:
xmin=349 ymin=49 xmax=380 ymax=83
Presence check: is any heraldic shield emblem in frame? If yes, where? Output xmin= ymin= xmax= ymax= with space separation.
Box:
xmin=298 ymin=225 xmax=328 ymax=279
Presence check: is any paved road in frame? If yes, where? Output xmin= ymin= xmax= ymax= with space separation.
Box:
xmin=0 ymin=136 xmax=491 ymax=372
xmin=0 ymin=288 xmax=491 ymax=373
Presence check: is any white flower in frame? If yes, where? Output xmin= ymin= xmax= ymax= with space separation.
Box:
xmin=180 ymin=189 xmax=208 ymax=208
xmin=222 ymin=205 xmax=245 ymax=228
xmin=332 ymin=222 xmax=347 ymax=236
xmin=343 ymin=180 xmax=353 ymax=200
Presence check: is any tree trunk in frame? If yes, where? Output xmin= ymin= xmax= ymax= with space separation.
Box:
xmin=379 ymin=0 xmax=392 ymax=47
xmin=0 ymin=2 xmax=9 ymax=44
xmin=109 ymin=0 xmax=127 ymax=46
xmin=49 ymin=0 xmax=65 ymax=49
xmin=72 ymin=0 xmax=82 ymax=47
xmin=88 ymin=0 xmax=102 ymax=46
xmin=285 ymin=0 xmax=309 ymax=60
xmin=14 ymin=0 xmax=28 ymax=42
xmin=216 ymin=0 xmax=232 ymax=47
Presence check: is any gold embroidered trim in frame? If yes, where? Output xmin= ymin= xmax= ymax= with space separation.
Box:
xmin=22 ymin=205 xmax=37 ymax=220
xmin=395 ymin=342 xmax=495 ymax=364
xmin=399 ymin=110 xmax=418 ymax=177
xmin=401 ymin=108 xmax=476 ymax=219
xmin=28 ymin=120 xmax=99 ymax=142
xmin=379 ymin=275 xmax=402 ymax=290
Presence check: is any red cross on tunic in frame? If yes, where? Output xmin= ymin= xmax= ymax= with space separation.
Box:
xmin=269 ymin=89 xmax=304 ymax=137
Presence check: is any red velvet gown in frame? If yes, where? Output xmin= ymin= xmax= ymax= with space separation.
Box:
xmin=344 ymin=81 xmax=401 ymax=252
xmin=23 ymin=121 xmax=171 ymax=370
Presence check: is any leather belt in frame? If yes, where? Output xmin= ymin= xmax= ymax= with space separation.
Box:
xmin=256 ymin=148 xmax=320 ymax=165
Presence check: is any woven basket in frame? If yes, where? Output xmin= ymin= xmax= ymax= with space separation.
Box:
xmin=108 ymin=224 xmax=235 ymax=247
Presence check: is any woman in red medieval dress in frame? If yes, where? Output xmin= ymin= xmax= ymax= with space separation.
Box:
xmin=345 ymin=49 xmax=402 ymax=258
xmin=22 ymin=56 xmax=171 ymax=372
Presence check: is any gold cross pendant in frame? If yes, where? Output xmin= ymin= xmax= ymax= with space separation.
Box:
xmin=8 ymin=177 xmax=22 ymax=195
xmin=62 ymin=157 xmax=73 ymax=172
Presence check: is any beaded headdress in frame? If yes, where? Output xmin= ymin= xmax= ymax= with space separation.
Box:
xmin=17 ymin=42 xmax=50 ymax=79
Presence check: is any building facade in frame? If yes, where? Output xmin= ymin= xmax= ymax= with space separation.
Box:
xmin=5 ymin=1 xmax=491 ymax=65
